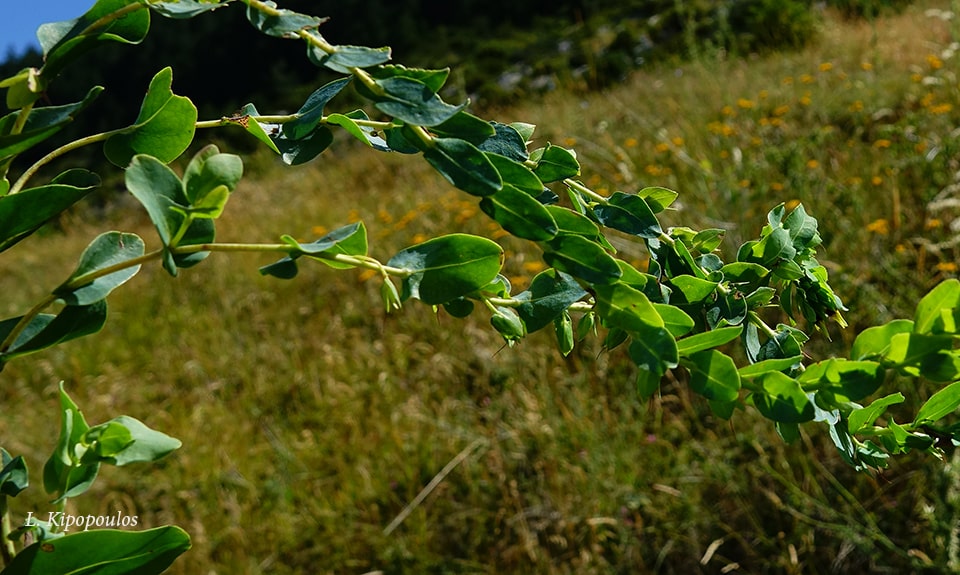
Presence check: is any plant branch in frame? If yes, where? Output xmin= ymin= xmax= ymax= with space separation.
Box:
xmin=8 ymin=129 xmax=119 ymax=195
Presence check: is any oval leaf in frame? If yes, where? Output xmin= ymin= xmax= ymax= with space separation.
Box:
xmin=388 ymin=234 xmax=504 ymax=305
xmin=423 ymin=137 xmax=502 ymax=196
xmin=480 ymin=185 xmax=557 ymax=241
xmin=104 ymin=67 xmax=198 ymax=167
xmin=3 ymin=526 xmax=190 ymax=575
xmin=55 ymin=232 xmax=145 ymax=306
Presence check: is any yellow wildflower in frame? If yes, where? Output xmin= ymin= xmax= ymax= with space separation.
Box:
xmin=800 ymin=74 xmax=815 ymax=84
xmin=935 ymin=262 xmax=958 ymax=273
xmin=861 ymin=61 xmax=873 ymax=71
xmin=624 ymin=137 xmax=639 ymax=148
xmin=849 ymin=100 xmax=864 ymax=112
xmin=772 ymin=183 xmax=786 ymax=192
xmin=523 ymin=261 xmax=547 ymax=274
xmin=773 ymin=105 xmax=790 ymax=116
xmin=819 ymin=62 xmax=834 ymax=72
xmin=784 ymin=198 xmax=799 ymax=210
xmin=871 ymin=176 xmax=883 ymax=186
xmin=930 ymin=103 xmax=953 ymax=114
xmin=873 ymin=139 xmax=892 ymax=149
xmin=866 ymin=219 xmax=889 ymax=235
xmin=655 ymin=142 xmax=670 ymax=153
xmin=672 ymin=136 xmax=685 ymax=147
xmin=806 ymin=159 xmax=819 ymax=169
xmin=927 ymin=54 xmax=944 ymax=69
xmin=925 ymin=218 xmax=942 ymax=230
xmin=737 ymin=98 xmax=755 ymax=109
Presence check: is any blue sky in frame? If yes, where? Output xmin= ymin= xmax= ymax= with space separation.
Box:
xmin=1 ymin=0 xmax=94 ymax=58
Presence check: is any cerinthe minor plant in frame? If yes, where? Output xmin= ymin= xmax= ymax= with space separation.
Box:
xmin=1 ymin=0 xmax=959 ymax=572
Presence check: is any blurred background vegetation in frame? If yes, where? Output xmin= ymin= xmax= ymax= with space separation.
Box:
xmin=3 ymin=0 xmax=960 ymax=573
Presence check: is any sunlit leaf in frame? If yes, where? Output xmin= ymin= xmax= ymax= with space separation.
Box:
xmin=514 ymin=269 xmax=587 ymax=333
xmin=54 ymin=232 xmax=144 ymax=306
xmin=480 ymin=184 xmax=557 ymax=241
xmin=104 ymin=67 xmax=198 ymax=167
xmin=3 ymin=526 xmax=190 ymax=575
xmin=388 ymin=234 xmax=504 ymax=305
xmin=0 ymin=169 xmax=100 ymax=253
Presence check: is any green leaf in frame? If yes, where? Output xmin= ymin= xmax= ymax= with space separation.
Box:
xmin=653 ymin=303 xmax=695 ymax=338
xmin=366 ymin=64 xmax=450 ymax=93
xmin=0 ymin=87 xmax=103 ymax=162
xmin=914 ymin=279 xmax=960 ymax=334
xmin=484 ymin=153 xmax=543 ymax=196
xmin=542 ymin=234 xmax=620 ymax=285
xmin=0 ymin=301 xmax=107 ymax=364
xmin=282 ymin=78 xmax=352 ymax=140
xmin=480 ymin=185 xmax=557 ymax=241
xmin=325 ymin=112 xmax=383 ymax=149
xmin=752 ymin=372 xmax=815 ymax=423
xmin=797 ymin=359 xmax=885 ymax=400
xmin=851 ymin=319 xmax=914 ymax=360
xmin=262 ymin=223 xmax=368 ymax=277
xmin=478 ymin=122 xmax=529 ymax=162
xmin=124 ymin=155 xmax=184 ymax=250
xmin=43 ymin=383 xmax=96 ymax=500
xmin=307 ymin=43 xmax=392 ymax=74
xmin=636 ymin=368 xmax=662 ymax=401
xmin=684 ymin=349 xmax=741 ymax=403
xmin=104 ymin=67 xmax=198 ymax=167
xmin=372 ymin=77 xmax=465 ymax=126
xmin=886 ymin=333 xmax=960 ymax=382
xmin=514 ymin=269 xmax=588 ymax=333
xmin=783 ymin=203 xmax=821 ymax=250
xmin=669 ymin=274 xmax=718 ymax=303
xmin=246 ymin=1 xmax=324 ymax=37
xmin=2 ymin=526 xmax=190 ymax=575
xmin=0 ymin=169 xmax=100 ymax=253
xmin=555 ymin=312 xmax=575 ymax=356
xmin=491 ymin=307 xmax=525 ymax=345
xmin=181 ymin=145 xmax=243 ymax=218
xmin=38 ymin=0 xmax=151 ymax=81
xmin=636 ymin=186 xmax=678 ymax=213
xmin=226 ymin=103 xmax=281 ymax=154
xmin=272 ymin=125 xmax=334 ymax=165
xmin=737 ymin=356 xmax=803 ymax=379
xmin=914 ymin=380 xmax=960 ymax=425
xmin=88 ymin=416 xmax=181 ymax=466
xmin=424 ymin=138 xmax=503 ymax=196
xmin=532 ymin=144 xmax=579 ymax=182
xmin=0 ymin=448 xmax=28 ymax=497
xmin=848 ymin=393 xmax=905 ymax=434
xmin=545 ymin=206 xmax=601 ymax=239
xmin=431 ymin=112 xmax=497 ymax=145
xmin=594 ymin=282 xmax=663 ymax=333
xmin=676 ymin=326 xmax=743 ymax=356
xmin=387 ymin=234 xmax=504 ymax=305
xmin=54 ymin=232 xmax=144 ymax=306
xmin=148 ymin=0 xmax=229 ymax=18
xmin=720 ymin=261 xmax=769 ymax=284
xmin=629 ymin=323 xmax=679 ymax=373
xmin=593 ymin=192 xmax=663 ymax=238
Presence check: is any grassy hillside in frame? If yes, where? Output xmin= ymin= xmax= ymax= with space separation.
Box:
xmin=2 ymin=2 xmax=960 ymax=573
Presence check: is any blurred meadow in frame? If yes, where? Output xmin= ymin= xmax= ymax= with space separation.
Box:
xmin=3 ymin=1 xmax=960 ymax=573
